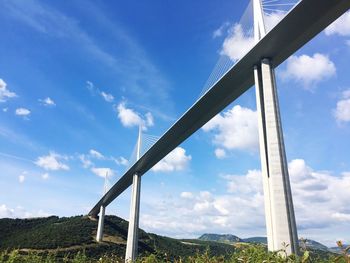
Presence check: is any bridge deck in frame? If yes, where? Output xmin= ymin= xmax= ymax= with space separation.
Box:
xmin=89 ymin=0 xmax=350 ymax=217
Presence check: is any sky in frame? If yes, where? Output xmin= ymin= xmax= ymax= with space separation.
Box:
xmin=0 ymin=0 xmax=350 ymax=247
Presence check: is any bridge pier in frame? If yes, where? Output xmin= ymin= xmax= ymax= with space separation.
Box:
xmin=125 ymin=125 xmax=142 ymax=262
xmin=254 ymin=58 xmax=298 ymax=255
xmin=125 ymin=173 xmax=141 ymax=262
xmin=96 ymin=205 xmax=105 ymax=242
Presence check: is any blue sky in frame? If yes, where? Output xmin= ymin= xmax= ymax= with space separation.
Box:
xmin=1 ymin=0 xmax=350 ymax=246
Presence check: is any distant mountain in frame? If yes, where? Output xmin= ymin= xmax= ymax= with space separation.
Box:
xmin=0 ymin=216 xmax=234 ymax=260
xmin=199 ymin=234 xmax=331 ymax=253
xmin=329 ymin=244 xmax=350 ymax=254
xmin=300 ymin=239 xmax=329 ymax=251
xmin=198 ymin=233 xmax=242 ymax=243
xmin=242 ymin=237 xmax=267 ymax=244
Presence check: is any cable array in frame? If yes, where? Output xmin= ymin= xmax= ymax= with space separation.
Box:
xmin=198 ymin=0 xmax=254 ymax=99
xmin=141 ymin=133 xmax=160 ymax=156
xmin=121 ymin=132 xmax=160 ymax=175
xmin=261 ymin=0 xmax=300 ymax=32
xmin=125 ymin=140 xmax=138 ymax=171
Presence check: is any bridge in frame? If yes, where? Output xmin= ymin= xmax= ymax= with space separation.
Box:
xmin=88 ymin=0 xmax=350 ymax=261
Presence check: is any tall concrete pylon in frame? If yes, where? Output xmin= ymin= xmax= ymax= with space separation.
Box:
xmin=253 ymin=0 xmax=299 ymax=255
xmin=96 ymin=171 xmax=109 ymax=242
xmin=96 ymin=205 xmax=105 ymax=242
xmin=125 ymin=125 xmax=142 ymax=262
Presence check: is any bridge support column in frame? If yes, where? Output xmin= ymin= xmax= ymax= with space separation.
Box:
xmin=125 ymin=173 xmax=141 ymax=262
xmin=96 ymin=205 xmax=105 ymax=242
xmin=254 ymin=58 xmax=298 ymax=255
xmin=125 ymin=125 xmax=143 ymax=262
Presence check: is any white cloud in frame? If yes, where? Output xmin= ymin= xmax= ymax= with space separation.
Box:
xmin=331 ymin=212 xmax=350 ymax=222
xmin=101 ymin=91 xmax=114 ymax=102
xmin=79 ymin=154 xmax=93 ymax=168
xmin=140 ymin=159 xmax=350 ymax=245
xmin=15 ymin=108 xmax=31 ymax=116
xmin=145 ymin=112 xmax=154 ymax=127
xmin=19 ymin=175 xmax=25 ymax=183
xmin=0 ymin=204 xmax=50 ymax=219
xmin=89 ymin=149 xmax=104 ymax=159
xmin=117 ymin=102 xmax=143 ymax=127
xmin=203 ymin=105 xmax=258 ymax=152
xmin=214 ymin=148 xmax=226 ymax=159
xmin=35 ymin=152 xmax=69 ymax=171
xmin=334 ymin=89 xmax=350 ymax=122
xmin=42 ymin=173 xmax=49 ymax=180
xmin=39 ymin=97 xmax=56 ymax=106
xmin=281 ymin=53 xmax=336 ymax=88
xmin=3 ymin=108 xmax=8 ymax=112
xmin=180 ymin=192 xmax=194 ymax=199
xmin=221 ymin=24 xmax=254 ymax=62
xmin=213 ymin=22 xmax=230 ymax=38
xmin=0 ymin=204 xmax=15 ymax=218
xmin=288 ymin=159 xmax=350 ymax=231
xmin=264 ymin=11 xmax=285 ymax=32
xmin=86 ymin=81 xmax=114 ymax=103
xmin=91 ymin=167 xmax=114 ymax=178
xmin=0 ymin=79 xmax=17 ymax=102
xmin=86 ymin=81 xmax=94 ymax=92
xmin=325 ymin=11 xmax=350 ymax=36
xmin=114 ymin=156 xmax=129 ymax=166
xmin=116 ymin=102 xmax=154 ymax=130
xmin=223 ymin=170 xmax=262 ymax=194
xmin=152 ymin=147 xmax=191 ymax=172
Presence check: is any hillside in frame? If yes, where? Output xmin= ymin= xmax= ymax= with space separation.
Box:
xmin=198 ymin=233 xmax=332 ymax=252
xmin=0 ymin=215 xmax=234 ymax=260
xmin=198 ymin=233 xmax=242 ymax=243
xmin=0 ymin=216 xmax=346 ymax=262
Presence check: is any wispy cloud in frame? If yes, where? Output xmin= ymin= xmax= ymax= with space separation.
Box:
xmin=334 ymin=89 xmax=350 ymax=123
xmin=15 ymin=108 xmax=31 ymax=117
xmin=42 ymin=173 xmax=49 ymax=180
xmin=35 ymin=152 xmax=69 ymax=171
xmin=213 ymin=22 xmax=230 ymax=39
xmin=19 ymin=172 xmax=26 ymax=183
xmin=113 ymin=156 xmax=129 ymax=166
xmin=100 ymin=91 xmax=114 ymax=102
xmin=3 ymin=0 xmax=173 ymax=114
xmin=91 ymin=167 xmax=114 ymax=178
xmin=89 ymin=149 xmax=105 ymax=160
xmin=0 ymin=78 xmax=17 ymax=102
xmin=78 ymin=154 xmax=93 ymax=169
xmin=86 ymin=81 xmax=114 ymax=103
xmin=281 ymin=53 xmax=336 ymax=89
xmin=39 ymin=97 xmax=56 ymax=106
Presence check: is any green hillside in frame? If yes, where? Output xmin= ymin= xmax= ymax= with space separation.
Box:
xmin=0 ymin=216 xmax=348 ymax=262
xmin=198 ymin=233 xmax=242 ymax=243
xmin=0 ymin=215 xmax=234 ymax=261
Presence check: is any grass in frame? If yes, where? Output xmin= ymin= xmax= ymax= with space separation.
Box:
xmin=0 ymin=242 xmax=349 ymax=263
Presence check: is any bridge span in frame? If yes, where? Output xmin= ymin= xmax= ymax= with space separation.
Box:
xmin=89 ymin=0 xmax=350 ymax=261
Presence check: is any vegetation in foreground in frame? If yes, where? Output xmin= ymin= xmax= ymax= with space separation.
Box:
xmin=0 ymin=242 xmax=349 ymax=263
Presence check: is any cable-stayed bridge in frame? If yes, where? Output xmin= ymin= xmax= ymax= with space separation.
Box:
xmin=88 ymin=0 xmax=350 ymax=261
